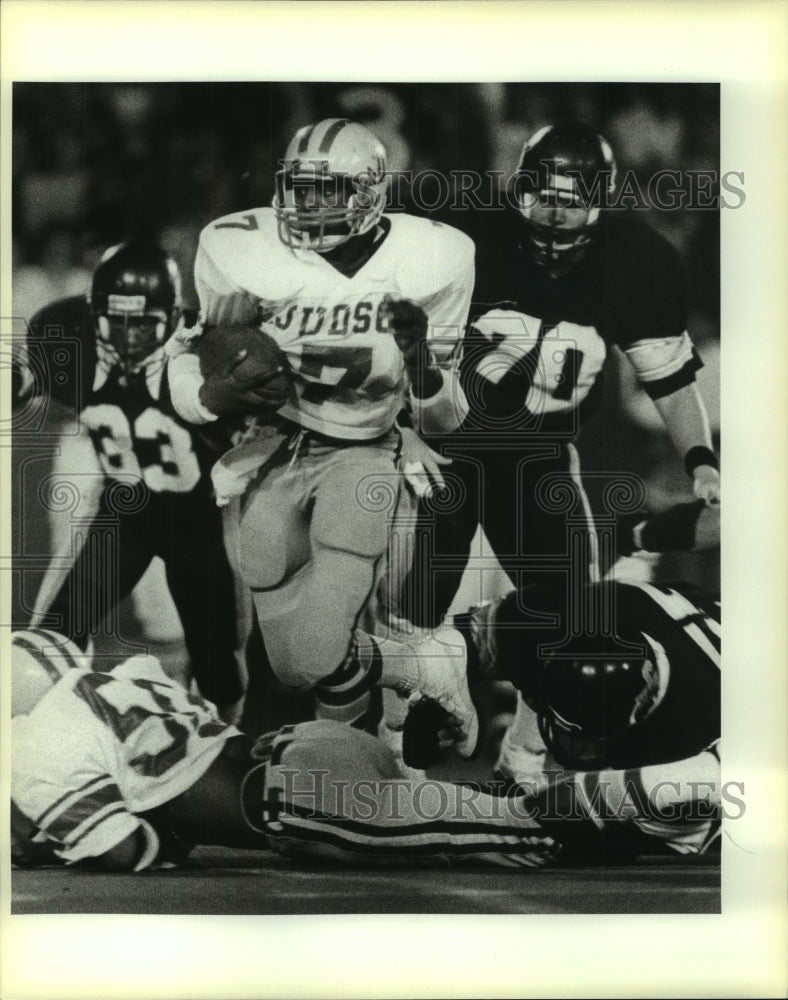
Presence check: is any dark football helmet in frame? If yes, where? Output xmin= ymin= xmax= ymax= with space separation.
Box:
xmin=530 ymin=629 xmax=669 ymax=768
xmin=90 ymin=241 xmax=182 ymax=375
xmin=510 ymin=122 xmax=618 ymax=277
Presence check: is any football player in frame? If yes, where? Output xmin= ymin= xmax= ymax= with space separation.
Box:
xmin=10 ymin=629 xmax=555 ymax=872
xmin=401 ymin=121 xmax=720 ymax=629
xmin=167 ymin=119 xmax=474 ymax=733
xmin=447 ymin=576 xmax=722 ymax=859
xmin=17 ymin=242 xmax=249 ymax=720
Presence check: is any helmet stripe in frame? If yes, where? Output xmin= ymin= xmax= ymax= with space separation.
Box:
xmin=297 ymin=124 xmax=317 ymax=154
xmin=318 ymin=118 xmax=351 ymax=154
xmin=12 ymin=634 xmax=66 ymax=683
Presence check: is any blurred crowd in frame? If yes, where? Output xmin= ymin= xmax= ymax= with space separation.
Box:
xmin=12 ymin=81 xmax=721 ymax=587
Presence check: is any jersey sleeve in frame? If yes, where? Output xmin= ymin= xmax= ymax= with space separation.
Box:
xmin=622 ymin=331 xmax=704 ymax=399
xmin=167 ymin=218 xmax=266 ymax=424
xmin=409 ymin=225 xmax=475 ymax=434
xmin=613 ymin=224 xmax=703 ymax=399
xmin=419 ymin=224 xmax=475 ymax=361
xmin=194 ymin=224 xmax=260 ymax=327
xmin=11 ymin=706 xmax=155 ymax=868
xmin=165 ymin=349 xmax=219 ymax=425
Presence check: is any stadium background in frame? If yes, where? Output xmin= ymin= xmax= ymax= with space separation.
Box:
xmin=11 ymin=80 xmax=720 ymax=691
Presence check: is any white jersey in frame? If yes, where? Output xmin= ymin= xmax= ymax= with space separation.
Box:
xmin=194 ymin=209 xmax=474 ymax=439
xmin=12 ymin=656 xmax=238 ymax=868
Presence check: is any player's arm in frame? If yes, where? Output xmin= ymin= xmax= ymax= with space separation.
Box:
xmin=529 ymin=743 xmax=721 ymax=860
xmin=624 ymin=338 xmax=719 ymax=504
xmin=10 ymin=798 xmax=64 ymax=867
xmin=652 ymin=382 xmax=719 ymax=504
xmin=397 ymin=423 xmax=452 ymax=496
xmin=167 ymin=233 xmax=260 ymax=424
xmin=392 ymin=227 xmax=474 ymax=435
xmin=617 ymin=500 xmax=720 ymax=556
xmin=620 ymin=235 xmax=719 ymax=505
xmin=11 ymin=779 xmax=163 ymax=872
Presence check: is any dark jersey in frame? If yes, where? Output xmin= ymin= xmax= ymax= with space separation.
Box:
xmin=27 ymin=296 xmax=232 ymax=492
xmin=498 ymin=579 xmax=720 ymax=769
xmin=460 ymin=213 xmax=703 ymax=436
xmin=594 ymin=581 xmax=720 ymax=767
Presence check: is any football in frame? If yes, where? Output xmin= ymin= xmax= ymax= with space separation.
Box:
xmin=197 ymin=323 xmax=291 ymax=405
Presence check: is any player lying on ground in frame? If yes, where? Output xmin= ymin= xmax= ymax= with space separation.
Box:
xmin=457 ymin=576 xmax=720 ymax=857
xmin=10 ymin=630 xmax=552 ymax=872
xmin=396 ymin=574 xmax=721 ymax=859
xmin=11 ymin=603 xmax=721 ymax=871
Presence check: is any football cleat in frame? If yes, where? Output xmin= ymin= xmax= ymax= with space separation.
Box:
xmin=91 ymin=241 xmax=182 ymax=375
xmin=377 ymin=625 xmax=480 ymax=760
xmin=273 ymin=118 xmax=389 ymax=252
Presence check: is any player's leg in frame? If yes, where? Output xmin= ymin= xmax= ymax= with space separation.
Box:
xmin=162 ymin=490 xmax=248 ymax=719
xmin=167 ymin=734 xmax=266 ymax=850
xmin=398 ymin=438 xmax=482 ymax=629
xmin=246 ymin=720 xmax=558 ymax=867
xmin=481 ymin=444 xmax=598 ymax=779
xmin=246 ymin=440 xmax=398 ymax=728
xmin=32 ymin=483 xmax=156 ymax=654
xmin=166 ymin=723 xmax=395 ymax=852
xmin=302 ymin=440 xmax=401 ymax=728
xmin=480 ymin=443 xmax=597 ymax=590
xmin=525 ymin=742 xmax=722 ymax=861
xmin=234 ymin=450 xmax=313 ymax=671
xmin=240 ymin=438 xmax=479 ymax=741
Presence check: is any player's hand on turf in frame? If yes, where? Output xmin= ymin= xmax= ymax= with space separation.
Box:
xmin=399 ymin=426 xmax=451 ymax=498
xmin=692 ymin=464 xmax=720 ymax=506
xmin=199 ymin=349 xmax=288 ymax=416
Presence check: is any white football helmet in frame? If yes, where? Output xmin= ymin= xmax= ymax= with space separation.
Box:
xmin=273 ymin=118 xmax=389 ymax=252
xmin=11 ymin=629 xmax=88 ymax=715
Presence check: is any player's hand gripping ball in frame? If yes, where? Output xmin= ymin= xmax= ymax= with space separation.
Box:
xmin=197 ymin=323 xmax=291 ymax=416
xmin=381 ymin=295 xmax=429 ymax=369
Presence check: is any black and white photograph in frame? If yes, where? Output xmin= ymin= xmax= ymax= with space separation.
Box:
xmin=1 ymin=3 xmax=786 ymax=999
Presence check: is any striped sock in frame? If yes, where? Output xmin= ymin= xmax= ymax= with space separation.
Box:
xmin=313 ymin=636 xmax=383 ymax=729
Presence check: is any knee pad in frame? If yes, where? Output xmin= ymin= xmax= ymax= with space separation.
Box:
xmin=236 ymin=480 xmax=311 ymax=589
xmin=312 ymin=455 xmax=400 ymax=559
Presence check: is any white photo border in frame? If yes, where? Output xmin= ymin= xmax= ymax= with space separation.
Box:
xmin=1 ymin=2 xmax=786 ymax=998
